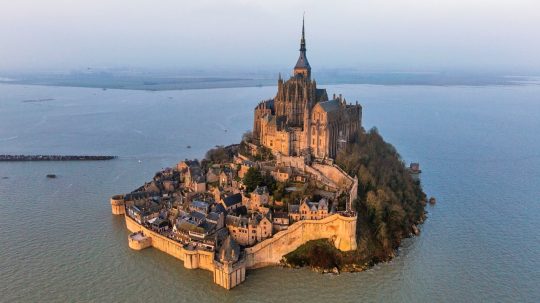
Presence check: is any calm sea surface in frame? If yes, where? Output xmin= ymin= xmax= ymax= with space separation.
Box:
xmin=0 ymin=83 xmax=539 ymax=302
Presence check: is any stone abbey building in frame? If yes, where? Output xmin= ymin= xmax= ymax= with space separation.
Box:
xmin=253 ymin=19 xmax=362 ymax=160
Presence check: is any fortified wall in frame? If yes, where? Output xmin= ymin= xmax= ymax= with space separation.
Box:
xmin=117 ymin=210 xmax=356 ymax=289
xmin=124 ymin=215 xmax=216 ymax=271
xmin=245 ymin=214 xmax=357 ymax=268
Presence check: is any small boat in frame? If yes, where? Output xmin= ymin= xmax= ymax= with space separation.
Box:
xmin=429 ymin=197 xmax=436 ymax=205
xmin=46 ymin=174 xmax=57 ymax=179
xmin=186 ymin=145 xmax=191 ymax=149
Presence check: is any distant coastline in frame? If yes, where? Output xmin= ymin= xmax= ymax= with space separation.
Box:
xmin=1 ymin=71 xmax=537 ymax=91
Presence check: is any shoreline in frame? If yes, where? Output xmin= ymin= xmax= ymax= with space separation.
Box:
xmin=1 ymin=75 xmax=536 ymax=92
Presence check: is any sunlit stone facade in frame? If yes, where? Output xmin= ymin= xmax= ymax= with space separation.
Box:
xmin=253 ymin=19 xmax=362 ymax=160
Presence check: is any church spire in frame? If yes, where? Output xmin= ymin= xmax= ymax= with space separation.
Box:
xmin=300 ymin=14 xmax=306 ymax=52
xmin=294 ymin=15 xmax=311 ymax=79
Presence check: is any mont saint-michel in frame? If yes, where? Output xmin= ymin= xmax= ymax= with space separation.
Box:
xmin=110 ymin=21 xmax=426 ymax=290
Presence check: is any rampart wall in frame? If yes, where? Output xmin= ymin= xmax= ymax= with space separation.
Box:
xmin=124 ymin=215 xmax=215 ymax=271
xmin=121 ymin=205 xmax=356 ymax=288
xmin=244 ymin=214 xmax=357 ymax=268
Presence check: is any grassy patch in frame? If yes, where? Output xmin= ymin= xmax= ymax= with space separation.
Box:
xmin=283 ymin=239 xmax=343 ymax=269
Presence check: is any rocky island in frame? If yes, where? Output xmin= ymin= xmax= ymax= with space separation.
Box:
xmin=111 ymin=19 xmax=426 ymax=289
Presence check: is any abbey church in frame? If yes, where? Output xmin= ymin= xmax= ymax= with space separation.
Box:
xmin=253 ymin=19 xmax=362 ymax=160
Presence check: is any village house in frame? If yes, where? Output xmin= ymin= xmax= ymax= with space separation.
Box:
xmin=189 ymin=200 xmax=210 ymax=214
xmin=288 ymin=198 xmax=330 ymax=222
xmin=271 ymin=167 xmax=291 ymax=182
xmin=206 ymin=211 xmax=225 ymax=230
xmin=206 ymin=166 xmax=221 ymax=183
xmin=219 ymin=167 xmax=235 ymax=188
xmin=149 ymin=217 xmax=170 ymax=233
xmin=248 ymin=186 xmax=270 ymax=211
xmin=127 ymin=202 xmax=161 ymax=224
xmin=272 ymin=212 xmax=290 ymax=231
xmin=177 ymin=160 xmax=206 ymax=192
xmin=225 ymin=213 xmax=272 ymax=246
xmin=221 ymin=193 xmax=243 ymax=211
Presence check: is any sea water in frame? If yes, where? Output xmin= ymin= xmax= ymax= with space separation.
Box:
xmin=0 ymin=83 xmax=539 ymax=302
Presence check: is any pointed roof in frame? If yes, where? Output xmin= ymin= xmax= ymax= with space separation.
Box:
xmin=294 ymin=16 xmax=311 ymax=74
xmin=219 ymin=235 xmax=240 ymax=263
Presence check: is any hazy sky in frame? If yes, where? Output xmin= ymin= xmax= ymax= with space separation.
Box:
xmin=1 ymin=0 xmax=539 ymax=73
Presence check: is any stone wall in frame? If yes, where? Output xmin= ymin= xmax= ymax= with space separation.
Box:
xmin=124 ymin=215 xmax=245 ymax=289
xmin=244 ymin=214 xmax=357 ymax=269
xmin=274 ymin=154 xmax=339 ymax=189
xmin=125 ymin=215 xmax=215 ymax=271
xmin=128 ymin=233 xmax=152 ymax=250
xmin=123 ymin=211 xmax=356 ymax=288
xmin=312 ymin=163 xmax=353 ymax=188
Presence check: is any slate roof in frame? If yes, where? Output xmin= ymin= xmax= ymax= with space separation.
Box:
xmin=151 ymin=218 xmax=169 ymax=228
xmin=199 ymin=221 xmax=217 ymax=234
xmin=189 ymin=211 xmax=206 ymax=222
xmin=219 ymin=236 xmax=240 ymax=263
xmin=294 ymin=51 xmax=310 ymax=70
xmin=223 ymin=193 xmax=242 ymax=207
xmin=211 ymin=203 xmax=227 ymax=214
xmin=225 ymin=215 xmax=248 ymax=228
xmin=317 ymin=99 xmax=341 ymax=113
xmin=288 ymin=204 xmax=300 ymax=213
xmin=207 ymin=212 xmax=221 ymax=222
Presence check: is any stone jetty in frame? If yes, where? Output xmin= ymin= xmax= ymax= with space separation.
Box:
xmin=0 ymin=155 xmax=117 ymax=161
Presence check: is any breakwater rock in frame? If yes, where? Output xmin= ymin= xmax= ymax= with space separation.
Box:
xmin=0 ymin=155 xmax=117 ymax=161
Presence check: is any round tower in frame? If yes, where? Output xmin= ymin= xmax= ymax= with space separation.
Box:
xmin=110 ymin=194 xmax=125 ymax=215
xmin=128 ymin=231 xmax=151 ymax=250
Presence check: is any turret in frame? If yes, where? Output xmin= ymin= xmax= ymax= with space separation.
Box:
xmin=110 ymin=194 xmax=125 ymax=215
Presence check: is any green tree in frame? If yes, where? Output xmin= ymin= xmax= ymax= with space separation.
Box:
xmin=242 ymin=167 xmax=262 ymax=192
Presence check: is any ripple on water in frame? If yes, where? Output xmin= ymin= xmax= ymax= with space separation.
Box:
xmin=0 ymin=83 xmax=539 ymax=302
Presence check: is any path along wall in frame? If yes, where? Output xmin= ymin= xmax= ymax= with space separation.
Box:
xmin=244 ymin=214 xmax=357 ymax=268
